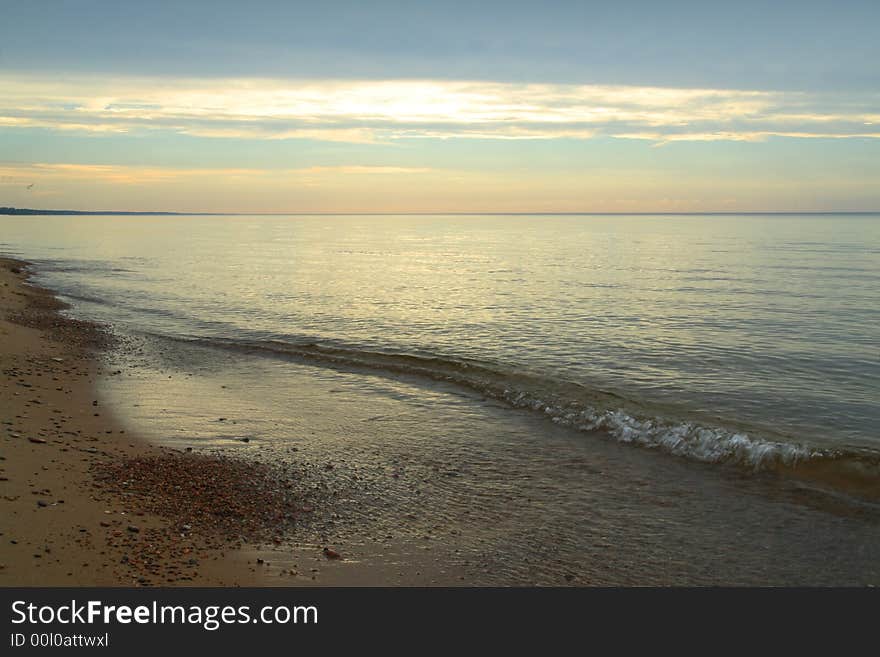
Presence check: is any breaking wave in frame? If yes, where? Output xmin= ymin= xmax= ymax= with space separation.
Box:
xmin=173 ymin=336 xmax=880 ymax=483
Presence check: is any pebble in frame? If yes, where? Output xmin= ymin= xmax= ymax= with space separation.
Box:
xmin=322 ymin=547 xmax=342 ymax=560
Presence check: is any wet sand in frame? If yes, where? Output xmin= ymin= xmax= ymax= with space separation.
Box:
xmin=0 ymin=258 xmax=274 ymax=586
xmin=0 ymin=257 xmax=464 ymax=587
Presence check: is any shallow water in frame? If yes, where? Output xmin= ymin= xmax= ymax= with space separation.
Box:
xmin=94 ymin=334 xmax=880 ymax=585
xmin=2 ymin=214 xmax=878 ymax=461
xmin=3 ymin=213 xmax=880 ymax=583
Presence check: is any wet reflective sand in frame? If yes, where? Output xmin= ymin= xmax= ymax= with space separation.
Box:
xmin=100 ymin=336 xmax=880 ymax=586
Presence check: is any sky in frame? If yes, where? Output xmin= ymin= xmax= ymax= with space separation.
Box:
xmin=1 ymin=0 xmax=878 ymax=213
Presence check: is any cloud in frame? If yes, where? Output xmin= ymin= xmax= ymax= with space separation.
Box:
xmin=0 ymin=163 xmax=433 ymax=187
xmin=1 ymin=75 xmax=879 ymax=144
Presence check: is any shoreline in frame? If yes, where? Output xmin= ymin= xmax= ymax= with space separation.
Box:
xmin=0 ymin=257 xmax=270 ymax=586
xmin=1 ymin=257 xmax=469 ymax=587
xmin=4 ymin=254 xmax=878 ymax=586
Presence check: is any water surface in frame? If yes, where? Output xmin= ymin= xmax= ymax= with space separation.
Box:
xmin=3 ymin=213 xmax=879 ymax=584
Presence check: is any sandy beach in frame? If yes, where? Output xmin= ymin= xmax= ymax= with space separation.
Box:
xmin=0 ymin=258 xmax=273 ymax=586
xmin=1 ymin=257 xmax=469 ymax=587
xmin=0 ymin=254 xmax=504 ymax=588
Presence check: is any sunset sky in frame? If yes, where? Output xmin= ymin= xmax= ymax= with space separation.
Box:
xmin=1 ymin=0 xmax=878 ymax=213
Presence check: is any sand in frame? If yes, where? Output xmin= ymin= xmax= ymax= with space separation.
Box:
xmin=0 ymin=257 xmax=482 ymax=587
xmin=0 ymin=258 xmax=269 ymax=586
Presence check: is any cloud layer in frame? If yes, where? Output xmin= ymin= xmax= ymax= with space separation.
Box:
xmin=2 ymin=75 xmax=878 ymax=144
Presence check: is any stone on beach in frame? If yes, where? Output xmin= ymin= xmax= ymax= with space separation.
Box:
xmin=323 ymin=547 xmax=342 ymax=560
xmin=92 ymin=453 xmax=300 ymax=543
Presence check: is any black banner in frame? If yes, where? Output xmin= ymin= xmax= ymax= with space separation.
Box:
xmin=1 ymin=587 xmax=875 ymax=651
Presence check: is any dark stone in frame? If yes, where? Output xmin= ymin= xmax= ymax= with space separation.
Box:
xmin=323 ymin=547 xmax=342 ymax=560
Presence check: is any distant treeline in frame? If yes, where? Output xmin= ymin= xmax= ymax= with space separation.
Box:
xmin=0 ymin=208 xmax=192 ymax=215
xmin=1 ymin=207 xmax=184 ymax=216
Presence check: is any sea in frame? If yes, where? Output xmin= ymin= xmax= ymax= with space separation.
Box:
xmin=3 ymin=213 xmax=879 ymax=584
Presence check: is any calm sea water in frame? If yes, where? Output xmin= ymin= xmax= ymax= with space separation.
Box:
xmin=4 ymin=213 xmax=880 ymax=584
xmin=4 ymin=214 xmax=878 ymax=457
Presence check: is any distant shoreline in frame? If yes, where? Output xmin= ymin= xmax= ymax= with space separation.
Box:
xmin=0 ymin=207 xmax=198 ymax=216
xmin=2 ymin=207 xmax=879 ymax=217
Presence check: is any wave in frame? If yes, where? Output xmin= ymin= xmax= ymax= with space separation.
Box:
xmin=54 ymin=291 xmax=114 ymax=307
xmin=169 ymin=336 xmax=880 ymax=491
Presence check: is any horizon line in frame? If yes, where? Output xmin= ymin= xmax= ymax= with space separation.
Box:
xmin=2 ymin=207 xmax=880 ymax=217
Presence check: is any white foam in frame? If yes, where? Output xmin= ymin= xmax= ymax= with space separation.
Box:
xmin=500 ymin=388 xmax=817 ymax=468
